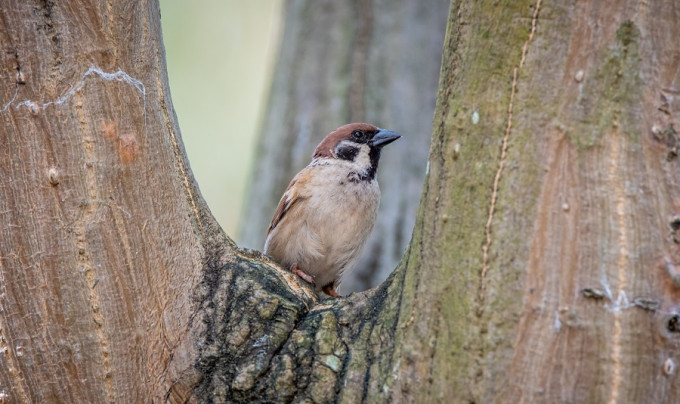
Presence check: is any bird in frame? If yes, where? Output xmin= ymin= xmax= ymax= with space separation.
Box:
xmin=264 ymin=123 xmax=400 ymax=297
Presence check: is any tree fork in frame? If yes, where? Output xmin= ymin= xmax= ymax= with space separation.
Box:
xmin=183 ymin=237 xmax=409 ymax=402
xmin=3 ymin=0 xmax=680 ymax=403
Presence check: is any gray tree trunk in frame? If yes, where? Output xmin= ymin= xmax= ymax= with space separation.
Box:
xmin=238 ymin=0 xmax=450 ymax=293
xmin=2 ymin=0 xmax=680 ymax=403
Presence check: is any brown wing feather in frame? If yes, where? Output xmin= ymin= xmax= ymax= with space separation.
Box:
xmin=266 ymin=170 xmax=312 ymax=236
xmin=267 ymin=179 xmax=296 ymax=235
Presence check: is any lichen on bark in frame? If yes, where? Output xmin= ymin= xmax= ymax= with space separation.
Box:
xmin=191 ymin=243 xmax=407 ymax=402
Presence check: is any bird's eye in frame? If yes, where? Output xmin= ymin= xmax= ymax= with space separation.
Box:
xmin=351 ymin=130 xmax=364 ymax=140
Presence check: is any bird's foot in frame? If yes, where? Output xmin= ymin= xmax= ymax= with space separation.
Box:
xmin=322 ymin=283 xmax=340 ymax=298
xmin=291 ymin=264 xmax=315 ymax=285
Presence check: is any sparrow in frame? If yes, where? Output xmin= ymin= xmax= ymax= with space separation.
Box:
xmin=264 ymin=123 xmax=400 ymax=297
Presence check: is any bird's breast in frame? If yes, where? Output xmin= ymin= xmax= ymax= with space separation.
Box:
xmin=264 ymin=161 xmax=381 ymax=289
xmin=308 ymin=163 xmax=381 ymax=225
xmin=304 ymin=164 xmax=380 ymax=273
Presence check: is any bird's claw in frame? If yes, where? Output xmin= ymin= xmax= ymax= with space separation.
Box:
xmin=322 ymin=284 xmax=340 ymax=298
xmin=291 ymin=265 xmax=315 ymax=285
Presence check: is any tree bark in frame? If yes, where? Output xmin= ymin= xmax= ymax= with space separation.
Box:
xmin=0 ymin=1 xmax=217 ymax=402
xmin=238 ymin=0 xmax=450 ymax=294
xmin=395 ymin=0 xmax=680 ymax=402
xmin=2 ymin=0 xmax=680 ymax=403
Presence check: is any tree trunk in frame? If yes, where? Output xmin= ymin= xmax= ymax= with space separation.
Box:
xmin=0 ymin=1 xmax=217 ymax=401
xmin=2 ymin=0 xmax=680 ymax=403
xmin=238 ymin=0 xmax=450 ymax=294
xmin=395 ymin=0 xmax=680 ymax=401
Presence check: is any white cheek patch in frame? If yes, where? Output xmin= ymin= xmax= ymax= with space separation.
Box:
xmin=334 ymin=141 xmax=371 ymax=168
xmin=354 ymin=144 xmax=371 ymax=168
xmin=335 ymin=140 xmax=353 ymax=149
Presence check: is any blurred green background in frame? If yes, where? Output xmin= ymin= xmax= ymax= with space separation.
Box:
xmin=160 ymin=1 xmax=283 ymax=239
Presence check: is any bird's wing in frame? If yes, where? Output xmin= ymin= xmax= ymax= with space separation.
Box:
xmin=266 ymin=169 xmax=312 ymax=236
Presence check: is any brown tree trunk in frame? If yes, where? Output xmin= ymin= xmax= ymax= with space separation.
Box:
xmin=2 ymin=0 xmax=680 ymax=403
xmin=238 ymin=0 xmax=450 ymax=294
xmin=0 ymin=1 xmax=215 ymax=401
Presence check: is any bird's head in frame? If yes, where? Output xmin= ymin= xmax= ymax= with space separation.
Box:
xmin=312 ymin=123 xmax=400 ymax=181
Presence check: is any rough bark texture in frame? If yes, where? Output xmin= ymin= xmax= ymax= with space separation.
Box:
xmin=2 ymin=0 xmax=680 ymax=403
xmin=238 ymin=0 xmax=450 ymax=294
xmin=390 ymin=0 xmax=680 ymax=402
xmin=0 ymin=1 xmax=218 ymax=401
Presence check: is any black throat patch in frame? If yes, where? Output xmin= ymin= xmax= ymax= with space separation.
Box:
xmin=347 ymin=147 xmax=381 ymax=183
xmin=348 ymin=170 xmax=372 ymax=183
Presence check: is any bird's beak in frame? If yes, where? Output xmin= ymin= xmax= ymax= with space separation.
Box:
xmin=370 ymin=129 xmax=401 ymax=148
